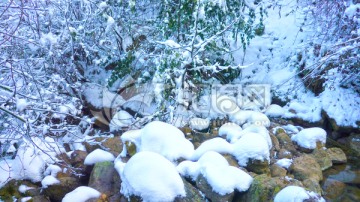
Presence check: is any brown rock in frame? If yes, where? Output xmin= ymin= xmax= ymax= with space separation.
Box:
xmin=302 ymin=178 xmax=322 ymax=194
xmin=246 ymin=159 xmax=270 ymax=175
xmin=277 ymin=149 xmax=293 ymax=159
xmin=276 ymin=133 xmax=297 ymax=154
xmin=290 ymin=154 xmax=323 ymax=182
xmin=196 ymin=174 xmax=234 ymax=202
xmin=327 ymin=147 xmax=347 ymax=164
xmin=84 ymin=137 xmax=123 ymax=156
xmin=270 ymin=134 xmax=280 ymax=151
xmin=311 ymin=149 xmax=332 ymax=171
xmin=43 ymin=177 xmax=81 ymax=201
xmin=270 ymin=164 xmax=287 ymax=177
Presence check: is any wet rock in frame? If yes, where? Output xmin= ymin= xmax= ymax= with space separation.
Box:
xmin=303 ymin=178 xmax=322 ymax=194
xmin=69 ymin=150 xmax=88 ymax=169
xmin=290 ymin=154 xmax=323 ymax=182
xmin=84 ymin=136 xmax=123 ymax=156
xmin=88 ymin=161 xmax=121 ymax=199
xmin=277 ymin=149 xmax=292 ymax=159
xmin=311 ymin=149 xmax=332 ymax=171
xmin=349 ymin=134 xmax=360 ymax=155
xmin=175 ymin=179 xmax=206 ymax=202
xmin=327 ymin=147 xmax=347 ymax=164
xmin=43 ymin=177 xmax=81 ymax=202
xmin=270 ymin=164 xmax=287 ymax=177
xmin=322 ymin=179 xmax=346 ymax=200
xmin=196 ymin=174 xmax=234 ymax=202
xmin=246 ymin=159 xmax=270 ymax=175
xmin=235 ymin=174 xmax=302 ymax=202
xmin=27 ymin=195 xmax=51 ymax=202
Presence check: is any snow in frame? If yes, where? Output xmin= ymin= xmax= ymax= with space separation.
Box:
xmin=16 ymin=98 xmax=28 ymax=111
xmin=218 ymin=122 xmax=242 ymax=141
xmin=276 ymin=158 xmax=293 ymax=169
xmin=178 ymin=151 xmax=253 ymax=195
xmin=99 ymin=2 xmax=108 ymax=9
xmin=291 ymin=127 xmax=327 ymax=149
xmin=230 ymin=110 xmax=270 ymax=127
xmin=21 ymin=197 xmax=32 ymax=202
xmin=120 ymin=121 xmax=194 ymax=161
xmin=191 ymin=137 xmax=233 ymax=160
xmin=41 ymin=175 xmax=60 ymax=188
xmin=161 ymin=40 xmax=181 ymax=48
xmin=116 ymin=151 xmax=186 ymax=202
xmin=11 ymin=137 xmax=64 ymax=183
xmin=44 ymin=164 xmax=62 ymax=177
xmin=18 ymin=184 xmax=35 ymax=194
xmin=274 ymin=186 xmax=325 ymax=202
xmin=345 ymin=4 xmax=360 ymax=18
xmin=0 ymin=160 xmax=13 ymax=188
xmin=84 ymin=149 xmax=115 ymax=165
xmin=62 ymin=186 xmax=101 ymax=202
xmin=109 ymin=110 xmax=134 ymax=132
xmin=265 ymin=104 xmax=285 ymax=117
xmin=189 ymin=118 xmax=210 ymax=131
xmin=232 ymin=132 xmax=270 ymax=166
xmin=231 ymin=124 xmax=272 ymax=149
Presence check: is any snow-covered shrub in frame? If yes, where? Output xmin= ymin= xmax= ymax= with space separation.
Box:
xmin=297 ymin=0 xmax=360 ymax=94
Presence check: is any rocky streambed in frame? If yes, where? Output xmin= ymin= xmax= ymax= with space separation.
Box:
xmin=0 ymin=119 xmax=359 ymax=202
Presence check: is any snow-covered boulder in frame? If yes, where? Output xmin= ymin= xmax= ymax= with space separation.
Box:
xmin=218 ymin=122 xmax=242 ymax=141
xmin=230 ymin=110 xmax=270 ymax=127
xmin=120 ymin=121 xmax=194 ymax=161
xmin=189 ymin=118 xmax=210 ymax=131
xmin=190 ymin=137 xmax=233 ymax=160
xmin=230 ymin=124 xmax=272 ymax=149
xmin=232 ymin=133 xmax=270 ymax=167
xmin=116 ymin=151 xmax=186 ymax=202
xmin=291 ymin=127 xmax=327 ymax=150
xmin=177 ymin=151 xmax=253 ymax=198
xmin=265 ymin=104 xmax=285 ymax=117
xmin=84 ymin=149 xmax=115 ymax=165
xmin=274 ymin=186 xmax=325 ymax=202
xmin=63 ymin=186 xmax=101 ymax=202
xmin=109 ymin=110 xmax=134 ymax=132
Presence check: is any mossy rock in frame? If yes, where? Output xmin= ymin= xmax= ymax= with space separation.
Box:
xmin=235 ymin=174 xmax=303 ymax=202
xmin=175 ymin=178 xmax=206 ymax=202
xmin=0 ymin=179 xmax=22 ymax=201
xmin=196 ymin=174 xmax=234 ymax=202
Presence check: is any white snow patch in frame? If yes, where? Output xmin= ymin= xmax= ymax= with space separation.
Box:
xmin=41 ymin=175 xmax=60 ymax=188
xmin=218 ymin=122 xmax=242 ymax=141
xmin=0 ymin=160 xmax=13 ymax=188
xmin=291 ymin=127 xmax=327 ymax=149
xmin=16 ymin=98 xmax=28 ymax=111
xmin=84 ymin=149 xmax=115 ymax=165
xmin=109 ymin=110 xmax=134 ymax=132
xmin=189 ymin=118 xmax=210 ymax=131
xmin=231 ymin=124 xmax=272 ymax=149
xmin=44 ymin=164 xmax=62 ymax=177
xmin=62 ymin=186 xmax=101 ymax=202
xmin=230 ymin=110 xmax=270 ymax=127
xmin=117 ymin=151 xmax=186 ymax=202
xmin=18 ymin=184 xmax=35 ymax=194
xmin=265 ymin=104 xmax=285 ymax=117
xmin=276 ymin=158 xmax=293 ymax=169
xmin=274 ymin=186 xmax=325 ymax=202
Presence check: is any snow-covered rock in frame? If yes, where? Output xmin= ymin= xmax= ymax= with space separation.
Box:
xmin=218 ymin=122 xmax=242 ymax=141
xmin=41 ymin=175 xmax=60 ymax=188
xmin=265 ymin=104 xmax=285 ymax=117
xmin=274 ymin=186 xmax=325 ymax=202
xmin=231 ymin=124 xmax=272 ymax=149
xmin=109 ymin=110 xmax=134 ymax=132
xmin=232 ymin=133 xmax=270 ymax=167
xmin=116 ymin=151 xmax=186 ymax=202
xmin=191 ymin=138 xmax=233 ymax=160
xmin=189 ymin=118 xmax=210 ymax=131
xmin=178 ymin=151 xmax=253 ymax=195
xmin=291 ymin=127 xmax=327 ymax=150
xmin=230 ymin=110 xmax=270 ymax=127
xmin=84 ymin=149 xmax=115 ymax=165
xmin=120 ymin=121 xmax=194 ymax=161
xmin=62 ymin=186 xmax=101 ymax=202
